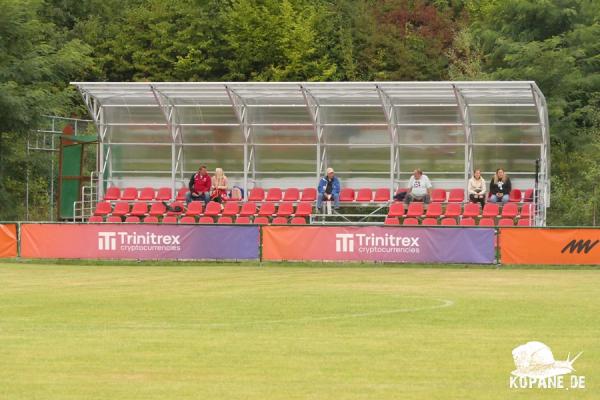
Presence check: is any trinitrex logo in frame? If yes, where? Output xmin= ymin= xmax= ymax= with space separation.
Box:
xmin=509 ymin=341 xmax=585 ymax=390
xmin=97 ymin=231 xmax=181 ymax=252
xmin=334 ymin=233 xmax=420 ymax=254
xmin=561 ymin=239 xmax=598 ymax=254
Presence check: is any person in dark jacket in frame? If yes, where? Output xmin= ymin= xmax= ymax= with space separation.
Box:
xmin=186 ymin=165 xmax=212 ymax=205
xmin=489 ymin=168 xmax=511 ymax=203
xmin=317 ymin=167 xmax=341 ymax=210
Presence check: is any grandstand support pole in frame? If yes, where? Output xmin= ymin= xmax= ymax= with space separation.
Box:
xmin=226 ymin=86 xmax=251 ymax=200
xmin=300 ymin=86 xmax=323 ymax=181
xmin=151 ymin=86 xmax=183 ymax=200
xmin=531 ymin=83 xmax=550 ymax=227
xmin=452 ymin=85 xmax=473 ymax=201
xmin=79 ymin=90 xmax=107 ymax=200
xmin=376 ymin=85 xmax=399 ymax=200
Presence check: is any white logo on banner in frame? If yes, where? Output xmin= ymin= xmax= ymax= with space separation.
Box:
xmin=334 ymin=232 xmax=420 ymax=254
xmin=98 ymin=232 xmax=117 ymax=250
xmin=335 ymin=234 xmax=354 ymax=252
xmin=509 ymin=341 xmax=585 ymax=390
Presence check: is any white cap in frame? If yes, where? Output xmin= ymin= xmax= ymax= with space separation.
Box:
xmin=326 ymin=167 xmax=334 ymax=174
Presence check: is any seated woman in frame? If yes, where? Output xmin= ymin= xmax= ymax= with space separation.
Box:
xmin=489 ymin=168 xmax=511 ymax=203
xmin=468 ymin=168 xmax=486 ymax=206
xmin=210 ymin=168 xmax=229 ymax=203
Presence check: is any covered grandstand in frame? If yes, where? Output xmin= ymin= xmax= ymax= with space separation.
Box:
xmin=72 ymin=81 xmax=550 ymax=226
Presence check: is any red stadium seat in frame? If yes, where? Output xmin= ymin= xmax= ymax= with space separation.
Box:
xmin=239 ymin=202 xmax=257 ymax=217
xmin=166 ymin=201 xmax=185 ymax=216
xmin=509 ymin=189 xmax=522 ymax=202
xmin=425 ymin=203 xmax=442 ymax=218
xmin=301 ymin=188 xmax=317 ymax=202
xmin=290 ymin=217 xmax=306 ymax=225
xmin=282 ymin=188 xmax=300 ymax=202
xmin=176 ymin=187 xmax=189 ymax=201
xmin=111 ymin=201 xmax=130 ymax=217
xmin=294 ymin=202 xmax=313 ymax=217
xmin=180 ymin=216 xmax=197 ymax=224
xmin=502 ymin=203 xmax=519 ymax=218
xmin=482 ymin=203 xmax=499 ymax=218
xmin=88 ymin=215 xmax=103 ymax=223
xmin=121 ymin=187 xmax=138 ymax=201
xmin=403 ymin=217 xmax=419 ymax=225
xmin=421 ymin=218 xmax=438 ymax=226
xmin=431 ymin=189 xmax=447 ymax=203
xmin=521 ymin=203 xmax=533 ymax=218
xmin=235 ymin=216 xmax=251 ymax=224
xmin=265 ymin=188 xmax=283 ymax=202
xmin=460 ymin=218 xmax=476 ymax=226
xmin=276 ymin=202 xmax=294 ymax=217
xmin=156 ymin=187 xmax=172 ymax=201
xmin=253 ymin=216 xmax=269 ymax=225
xmin=203 ymin=202 xmax=222 ymax=217
xmin=517 ymin=218 xmax=531 ymax=226
xmin=130 ymin=202 xmax=148 ymax=217
xmin=523 ymin=189 xmax=534 ymax=202
xmin=138 ymin=187 xmax=155 ymax=201
xmin=339 ymin=188 xmax=355 ymax=202
xmin=162 ymin=216 xmax=178 ymax=224
xmin=462 ymin=203 xmax=480 ymax=218
xmin=185 ymin=201 xmax=203 ymax=217
xmin=406 ymin=202 xmax=424 ymax=218
xmin=444 ymin=203 xmax=461 ymax=218
xmin=104 ymin=187 xmax=120 ymax=201
xmin=272 ymin=217 xmax=288 ymax=225
xmin=221 ymin=201 xmax=240 ymax=217
xmin=355 ymin=188 xmax=373 ymax=202
xmin=441 ymin=218 xmax=457 ymax=226
xmin=94 ymin=201 xmax=112 ymax=216
xmin=217 ymin=216 xmax=233 ymax=224
xmin=498 ymin=218 xmax=515 ymax=226
xmin=448 ymin=189 xmax=464 ymax=203
xmin=388 ymin=203 xmax=405 ymax=217
xmin=198 ymin=216 xmax=213 ymax=224
xmin=125 ymin=216 xmax=140 ymax=223
xmin=478 ymin=218 xmax=495 ymax=226
xmin=258 ymin=202 xmax=276 ymax=217
xmin=106 ymin=216 xmax=122 ymax=223
xmin=143 ymin=216 xmax=159 ymax=223
xmin=374 ymin=188 xmax=391 ymax=202
xmin=384 ymin=217 xmax=400 ymax=225
xmin=148 ymin=202 xmax=167 ymax=216
xmin=248 ymin=188 xmax=265 ymax=202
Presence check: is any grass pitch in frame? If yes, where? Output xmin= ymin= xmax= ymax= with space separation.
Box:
xmin=0 ymin=262 xmax=598 ymax=399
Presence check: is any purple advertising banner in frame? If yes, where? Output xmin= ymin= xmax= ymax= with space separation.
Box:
xmin=263 ymin=226 xmax=496 ymax=264
xmin=21 ymin=224 xmax=259 ymax=260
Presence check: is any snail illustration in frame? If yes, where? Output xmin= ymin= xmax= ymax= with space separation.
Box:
xmin=511 ymin=341 xmax=582 ymax=378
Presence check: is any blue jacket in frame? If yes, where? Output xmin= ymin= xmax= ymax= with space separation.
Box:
xmin=317 ymin=176 xmax=341 ymax=196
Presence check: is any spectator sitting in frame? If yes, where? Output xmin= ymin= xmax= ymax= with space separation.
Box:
xmin=186 ymin=165 xmax=212 ymax=205
xmin=210 ymin=168 xmax=229 ymax=203
xmin=489 ymin=168 xmax=511 ymax=203
xmin=468 ymin=168 xmax=487 ymax=206
xmin=403 ymin=168 xmax=432 ymax=205
xmin=317 ymin=167 xmax=340 ymax=210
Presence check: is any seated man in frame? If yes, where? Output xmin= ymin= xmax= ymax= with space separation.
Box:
xmin=404 ymin=168 xmax=432 ymax=205
xmin=186 ymin=165 xmax=212 ymax=205
xmin=317 ymin=167 xmax=340 ymax=210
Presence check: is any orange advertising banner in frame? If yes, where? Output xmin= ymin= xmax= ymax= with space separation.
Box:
xmin=0 ymin=224 xmax=18 ymax=258
xmin=500 ymin=228 xmax=600 ymax=265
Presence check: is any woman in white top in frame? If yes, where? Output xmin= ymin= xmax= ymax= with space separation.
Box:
xmin=468 ymin=169 xmax=486 ymax=206
xmin=210 ymin=168 xmax=229 ymax=203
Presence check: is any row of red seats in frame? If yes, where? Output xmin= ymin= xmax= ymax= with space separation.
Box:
xmin=88 ymin=215 xmax=307 ymax=225
xmin=94 ymin=201 xmax=314 ymax=219
xmin=385 ymin=217 xmax=531 ymax=227
xmin=388 ymin=202 xmax=533 ymax=219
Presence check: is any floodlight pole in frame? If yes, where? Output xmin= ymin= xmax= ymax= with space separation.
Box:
xmin=452 ymin=85 xmax=473 ymax=201
xmin=530 ymin=83 xmax=550 ymax=226
xmin=376 ymin=85 xmax=399 ymax=200
xmin=301 ymin=86 xmax=324 ymax=182
xmin=226 ymin=86 xmax=251 ymax=200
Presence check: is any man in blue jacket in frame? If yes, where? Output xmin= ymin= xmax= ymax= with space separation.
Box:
xmin=317 ymin=167 xmax=341 ymax=210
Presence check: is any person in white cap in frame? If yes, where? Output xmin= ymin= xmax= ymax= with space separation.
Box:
xmin=317 ymin=167 xmax=341 ymax=210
